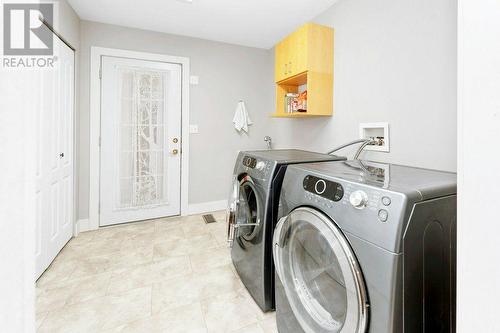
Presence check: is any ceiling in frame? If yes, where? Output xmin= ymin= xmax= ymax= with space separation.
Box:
xmin=67 ymin=0 xmax=337 ymax=49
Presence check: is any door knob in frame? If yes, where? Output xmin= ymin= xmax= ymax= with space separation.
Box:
xmin=59 ymin=152 xmax=64 ymax=158
xmin=172 ymin=138 xmax=178 ymax=143
xmin=172 ymin=149 xmax=179 ymax=155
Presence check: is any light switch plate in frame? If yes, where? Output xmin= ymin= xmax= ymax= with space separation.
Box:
xmin=190 ymin=75 xmax=199 ymax=85
xmin=189 ymin=124 xmax=199 ymax=134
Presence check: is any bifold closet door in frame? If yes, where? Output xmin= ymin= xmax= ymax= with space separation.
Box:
xmin=35 ymin=36 xmax=74 ymax=280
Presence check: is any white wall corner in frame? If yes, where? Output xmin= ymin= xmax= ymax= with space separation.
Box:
xmin=188 ymin=200 xmax=227 ymax=215
xmin=76 ymin=219 xmax=90 ymax=233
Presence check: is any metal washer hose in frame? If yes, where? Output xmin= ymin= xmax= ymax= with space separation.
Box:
xmin=327 ymin=139 xmax=376 ymax=159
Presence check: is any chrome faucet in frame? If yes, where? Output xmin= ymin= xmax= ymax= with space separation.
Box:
xmin=264 ymin=136 xmax=272 ymax=150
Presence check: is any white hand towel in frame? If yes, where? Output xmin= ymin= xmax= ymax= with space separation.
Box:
xmin=233 ymin=101 xmax=253 ymax=133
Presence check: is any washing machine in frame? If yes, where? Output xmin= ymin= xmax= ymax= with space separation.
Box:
xmin=273 ymin=160 xmax=456 ymax=332
xmin=227 ymin=150 xmax=346 ymax=312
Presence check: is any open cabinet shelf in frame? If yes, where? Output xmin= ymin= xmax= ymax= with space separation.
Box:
xmin=273 ymin=70 xmax=333 ymax=118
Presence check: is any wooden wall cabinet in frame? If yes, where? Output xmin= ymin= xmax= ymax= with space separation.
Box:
xmin=273 ymin=23 xmax=334 ymax=118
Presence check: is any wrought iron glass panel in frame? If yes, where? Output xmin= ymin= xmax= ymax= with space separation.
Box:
xmin=117 ymin=68 xmax=167 ymax=209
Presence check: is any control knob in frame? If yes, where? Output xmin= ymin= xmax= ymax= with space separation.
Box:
xmin=349 ymin=190 xmax=368 ymax=209
xmin=255 ymin=161 xmax=266 ymax=171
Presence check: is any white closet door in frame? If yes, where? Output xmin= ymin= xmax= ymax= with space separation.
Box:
xmin=35 ymin=36 xmax=74 ymax=280
xmin=99 ymin=57 xmax=182 ymax=226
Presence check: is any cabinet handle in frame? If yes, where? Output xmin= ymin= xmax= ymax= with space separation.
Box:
xmin=288 ymin=62 xmax=292 ymax=74
xmin=284 ymin=63 xmax=287 ymax=75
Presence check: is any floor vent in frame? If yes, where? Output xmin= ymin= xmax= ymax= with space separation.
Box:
xmin=202 ymin=214 xmax=217 ymax=224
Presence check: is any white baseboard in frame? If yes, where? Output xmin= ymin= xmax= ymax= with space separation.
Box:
xmin=76 ymin=219 xmax=90 ymax=233
xmin=76 ymin=201 xmax=226 ymax=233
xmin=188 ymin=200 xmax=227 ymax=215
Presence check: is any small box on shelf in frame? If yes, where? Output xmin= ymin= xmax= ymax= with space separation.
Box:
xmin=284 ymin=91 xmax=307 ymax=114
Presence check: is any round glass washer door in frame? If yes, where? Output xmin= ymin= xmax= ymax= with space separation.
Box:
xmin=235 ymin=176 xmax=261 ymax=241
xmin=273 ymin=207 xmax=369 ymax=333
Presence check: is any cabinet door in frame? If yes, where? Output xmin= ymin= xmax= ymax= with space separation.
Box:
xmin=275 ymin=37 xmax=290 ymax=82
xmin=287 ymin=25 xmax=309 ymax=78
xmin=274 ymin=41 xmax=284 ymax=82
xmin=307 ymin=23 xmax=334 ymax=74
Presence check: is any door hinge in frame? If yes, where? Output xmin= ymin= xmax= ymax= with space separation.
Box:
xmin=99 ymin=67 xmax=102 ymax=79
xmin=98 ymin=202 xmax=101 ymax=213
xmin=98 ymin=136 xmax=101 ymax=147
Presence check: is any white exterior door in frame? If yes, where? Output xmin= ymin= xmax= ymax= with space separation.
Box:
xmin=35 ymin=37 xmax=75 ymax=279
xmin=99 ymin=56 xmax=182 ymax=226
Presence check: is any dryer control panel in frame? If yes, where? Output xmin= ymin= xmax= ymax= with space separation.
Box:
xmin=303 ymin=175 xmax=344 ymax=202
xmin=242 ymin=156 xmax=257 ymax=168
xmin=241 ymin=155 xmax=273 ymax=182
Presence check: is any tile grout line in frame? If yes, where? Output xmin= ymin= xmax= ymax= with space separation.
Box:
xmin=36 ymin=212 xmax=243 ymax=332
xmin=198 ymin=301 xmax=210 ymax=333
xmin=150 ymin=284 xmax=154 ymax=321
xmin=36 ymin=310 xmax=49 ymax=331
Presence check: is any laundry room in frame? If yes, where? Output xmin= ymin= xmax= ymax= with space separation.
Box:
xmin=1 ymin=0 xmax=499 ymax=332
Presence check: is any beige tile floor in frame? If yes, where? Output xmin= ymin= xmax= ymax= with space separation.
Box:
xmin=36 ymin=211 xmax=278 ymax=333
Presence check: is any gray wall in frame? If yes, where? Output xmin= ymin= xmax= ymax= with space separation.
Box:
xmin=272 ymin=0 xmax=457 ymax=172
xmin=76 ymin=0 xmax=457 ymax=220
xmin=78 ymin=21 xmax=278 ymax=220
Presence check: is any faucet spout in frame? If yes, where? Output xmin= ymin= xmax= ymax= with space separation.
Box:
xmin=264 ymin=136 xmax=272 ymax=150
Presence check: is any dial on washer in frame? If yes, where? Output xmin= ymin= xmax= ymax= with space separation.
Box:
xmin=349 ymin=190 xmax=368 ymax=209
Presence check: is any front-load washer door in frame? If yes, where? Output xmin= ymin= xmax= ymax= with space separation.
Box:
xmin=273 ymin=207 xmax=369 ymax=333
xmin=229 ymin=175 xmax=271 ymax=311
xmin=226 ymin=175 xmax=263 ymax=246
xmin=226 ymin=176 xmax=240 ymax=244
xmin=235 ymin=175 xmax=261 ymax=241
xmin=227 ymin=175 xmax=262 ymax=245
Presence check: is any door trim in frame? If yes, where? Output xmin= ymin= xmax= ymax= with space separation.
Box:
xmin=89 ymin=46 xmax=190 ymax=230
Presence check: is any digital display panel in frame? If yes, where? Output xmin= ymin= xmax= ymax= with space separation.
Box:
xmin=242 ymin=156 xmax=257 ymax=168
xmin=303 ymin=175 xmax=344 ymax=202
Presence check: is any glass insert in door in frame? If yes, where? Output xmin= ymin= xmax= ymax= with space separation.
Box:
xmin=274 ymin=208 xmax=369 ymax=333
xmin=236 ymin=181 xmax=260 ymax=240
xmin=117 ymin=68 xmax=168 ymax=209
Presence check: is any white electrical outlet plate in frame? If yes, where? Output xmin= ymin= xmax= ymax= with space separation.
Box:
xmin=189 ymin=124 xmax=199 ymax=134
xmin=359 ymin=122 xmax=390 ymax=152
xmin=189 ymin=75 xmax=199 ymax=85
